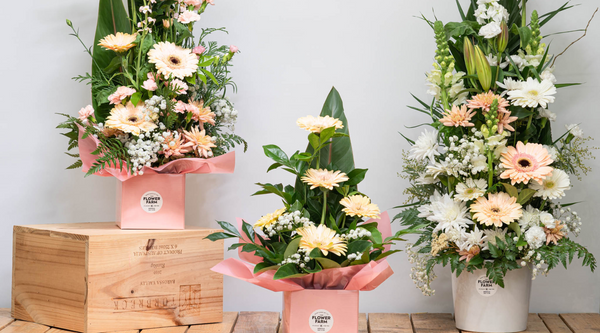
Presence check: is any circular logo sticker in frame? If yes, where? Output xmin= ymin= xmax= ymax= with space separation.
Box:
xmin=476 ymin=275 xmax=498 ymax=297
xmin=309 ymin=309 xmax=334 ymax=332
xmin=140 ymin=191 xmax=163 ymax=214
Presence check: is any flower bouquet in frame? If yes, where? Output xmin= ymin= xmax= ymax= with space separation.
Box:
xmin=57 ymin=0 xmax=246 ymax=229
xmin=207 ymin=88 xmax=413 ymax=333
xmin=397 ymin=1 xmax=597 ymax=331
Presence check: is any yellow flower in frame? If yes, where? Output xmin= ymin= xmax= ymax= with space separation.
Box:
xmin=254 ymin=208 xmax=286 ymax=229
xmin=98 ymin=32 xmax=137 ymax=53
xmin=301 ymin=169 xmax=349 ymax=190
xmin=296 ymin=115 xmax=343 ymax=133
xmin=340 ymin=195 xmax=380 ymax=219
xmin=148 ymin=42 xmax=199 ymax=79
xmin=296 ymin=224 xmax=347 ymax=256
xmin=105 ymin=102 xmax=157 ymax=136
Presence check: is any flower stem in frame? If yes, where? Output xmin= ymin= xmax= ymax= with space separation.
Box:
xmin=524 ymin=114 xmax=533 ymax=144
xmin=320 ymin=191 xmax=328 ymax=225
xmin=487 ymin=149 xmax=494 ymax=189
xmin=522 ymin=0 xmax=527 ymax=28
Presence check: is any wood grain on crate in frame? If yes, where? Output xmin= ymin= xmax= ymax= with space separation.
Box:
xmin=0 ymin=308 xmax=598 ymax=332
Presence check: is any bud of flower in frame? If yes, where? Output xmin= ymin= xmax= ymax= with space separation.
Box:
xmin=497 ymin=21 xmax=509 ymax=53
xmin=491 ymin=125 xmax=498 ymax=134
xmin=192 ymin=45 xmax=205 ymax=55
xmin=66 ymin=19 xmax=73 ymax=28
xmin=474 ymin=45 xmax=492 ymax=92
xmin=162 ymin=19 xmax=172 ymax=28
xmin=481 ymin=126 xmax=490 ymax=139
xmin=463 ymin=37 xmax=476 ymax=76
xmin=229 ymin=45 xmax=238 ymax=53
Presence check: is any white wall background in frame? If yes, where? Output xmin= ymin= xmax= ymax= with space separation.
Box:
xmin=1 ymin=0 xmax=598 ymax=313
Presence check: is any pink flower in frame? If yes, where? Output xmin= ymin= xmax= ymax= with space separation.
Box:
xmin=108 ymin=86 xmax=136 ymax=105
xmin=178 ymin=10 xmax=201 ymax=24
xmin=192 ymin=45 xmax=205 ymax=55
xmin=229 ymin=45 xmax=238 ymax=53
xmin=184 ymin=0 xmax=202 ymax=6
xmin=174 ymin=100 xmax=187 ymax=114
xmin=204 ymin=0 xmax=215 ymax=4
xmin=171 ymin=79 xmax=188 ymax=95
xmin=78 ymin=105 xmax=95 ymax=123
xmin=142 ymin=73 xmax=158 ymax=91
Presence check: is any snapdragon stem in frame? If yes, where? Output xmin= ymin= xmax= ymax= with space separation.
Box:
xmin=487 ymin=149 xmax=494 ymax=189
xmin=321 ymin=191 xmax=328 ymax=225
xmin=522 ymin=0 xmax=527 ymax=28
xmin=524 ymin=114 xmax=533 ymax=144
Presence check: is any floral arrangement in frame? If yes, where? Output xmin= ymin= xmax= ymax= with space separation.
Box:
xmin=208 ymin=89 xmax=412 ymax=280
xmin=58 ymin=0 xmax=245 ymax=176
xmin=398 ymin=0 xmax=597 ymax=295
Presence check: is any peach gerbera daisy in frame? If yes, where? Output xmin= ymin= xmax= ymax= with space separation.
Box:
xmin=470 ymin=192 xmax=523 ymax=227
xmin=545 ymin=223 xmax=566 ymax=245
xmin=98 ymin=32 xmax=137 ymax=53
xmin=296 ymin=224 xmax=347 ymax=256
xmin=458 ymin=245 xmax=480 ymax=263
xmin=183 ymin=126 xmax=216 ymax=158
xmin=340 ymin=195 xmax=380 ymax=219
xmin=187 ymin=100 xmax=216 ymax=126
xmin=148 ymin=42 xmax=199 ymax=79
xmin=160 ymin=131 xmax=193 ymax=158
xmin=496 ymin=112 xmax=518 ymax=133
xmin=105 ymin=102 xmax=157 ymax=136
xmin=301 ymin=169 xmax=349 ymax=190
xmin=296 ymin=115 xmax=344 ymax=133
xmin=254 ymin=208 xmax=286 ymax=229
xmin=439 ymin=105 xmax=476 ymax=127
xmin=500 ymin=142 xmax=554 ymax=185
xmin=467 ymin=91 xmax=510 ymax=114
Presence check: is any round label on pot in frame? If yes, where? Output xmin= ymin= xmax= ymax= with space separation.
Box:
xmin=141 ymin=191 xmax=163 ymax=214
xmin=476 ymin=275 xmax=498 ymax=297
xmin=309 ymin=309 xmax=333 ymax=332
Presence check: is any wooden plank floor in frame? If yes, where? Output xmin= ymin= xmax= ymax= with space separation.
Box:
xmin=0 ymin=309 xmax=598 ymax=332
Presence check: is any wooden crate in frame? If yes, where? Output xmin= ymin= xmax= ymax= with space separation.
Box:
xmin=11 ymin=222 xmax=223 ymax=333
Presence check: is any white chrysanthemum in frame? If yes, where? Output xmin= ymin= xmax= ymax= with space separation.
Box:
xmin=530 ymin=168 xmax=571 ymax=200
xmin=455 ymin=178 xmax=487 ymax=201
xmin=418 ymin=192 xmax=473 ymax=234
xmin=445 ymin=226 xmax=464 ymax=243
xmin=410 ymin=129 xmax=440 ymax=161
xmin=565 ymin=124 xmax=584 ymax=139
xmin=484 ymin=228 xmax=507 ymax=247
xmin=148 ymin=42 xmax=199 ymax=79
xmin=507 ymin=78 xmax=557 ymax=108
xmin=541 ymin=67 xmax=557 ymax=84
xmin=479 ymin=21 xmax=502 ymax=39
xmin=519 ymin=205 xmax=540 ymax=231
xmin=464 ymin=226 xmax=488 ymax=250
xmin=525 ymin=226 xmax=546 ymax=249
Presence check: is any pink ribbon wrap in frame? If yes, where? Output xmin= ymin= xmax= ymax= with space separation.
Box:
xmin=212 ymin=212 xmax=395 ymax=292
xmin=77 ymin=124 xmax=235 ymax=181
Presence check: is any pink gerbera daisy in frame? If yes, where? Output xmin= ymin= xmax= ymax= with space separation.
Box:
xmin=500 ymin=142 xmax=554 ymax=185
xmin=467 ymin=91 xmax=510 ymax=114
xmin=439 ymin=105 xmax=476 ymax=127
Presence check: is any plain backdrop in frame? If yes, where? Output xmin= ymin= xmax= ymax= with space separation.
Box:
xmin=0 ymin=0 xmax=598 ymax=313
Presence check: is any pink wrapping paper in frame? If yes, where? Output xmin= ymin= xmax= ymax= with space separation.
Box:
xmin=77 ymin=124 xmax=235 ymax=181
xmin=212 ymin=212 xmax=394 ymax=292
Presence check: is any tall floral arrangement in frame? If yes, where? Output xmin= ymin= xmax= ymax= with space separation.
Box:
xmin=398 ymin=0 xmax=597 ymax=295
xmin=208 ymin=89 xmax=411 ymax=280
xmin=58 ymin=0 xmax=245 ymax=176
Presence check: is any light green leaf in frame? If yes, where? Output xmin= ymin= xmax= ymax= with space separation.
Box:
xmin=284 ymin=237 xmax=301 ymax=259
xmin=502 ymin=183 xmax=519 ymax=198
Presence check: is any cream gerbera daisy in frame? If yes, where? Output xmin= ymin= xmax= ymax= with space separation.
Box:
xmin=105 ymin=102 xmax=157 ymax=136
xmin=301 ymin=169 xmax=349 ymax=190
xmin=454 ymin=178 xmax=487 ymax=201
xmin=254 ymin=208 xmax=286 ymax=229
xmin=439 ymin=105 xmax=476 ymax=127
xmin=296 ymin=224 xmax=347 ymax=256
xmin=529 ymin=168 xmax=570 ymax=200
xmin=98 ymin=32 xmax=137 ymax=53
xmin=507 ymin=77 xmax=556 ymax=108
xmin=340 ymin=195 xmax=380 ymax=219
xmin=296 ymin=115 xmax=343 ymax=133
xmin=500 ymin=142 xmax=554 ymax=185
xmin=470 ymin=192 xmax=523 ymax=227
xmin=183 ymin=126 xmax=216 ymax=158
xmin=467 ymin=91 xmax=510 ymax=113
xmin=148 ymin=42 xmax=199 ymax=79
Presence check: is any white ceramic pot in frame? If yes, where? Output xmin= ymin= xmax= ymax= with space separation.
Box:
xmin=451 ymin=266 xmax=532 ymax=332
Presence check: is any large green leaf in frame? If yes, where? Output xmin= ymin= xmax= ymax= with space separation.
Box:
xmin=307 ymin=87 xmax=355 ymax=174
xmin=92 ymin=0 xmax=131 ymax=122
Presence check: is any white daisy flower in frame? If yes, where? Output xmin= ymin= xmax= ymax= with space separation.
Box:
xmin=455 ymin=178 xmax=487 ymax=201
xmin=410 ymin=129 xmax=440 ymax=161
xmin=507 ymin=77 xmax=557 ymax=108
xmin=529 ymin=169 xmax=571 ymax=200
xmin=497 ymin=77 xmax=523 ymax=93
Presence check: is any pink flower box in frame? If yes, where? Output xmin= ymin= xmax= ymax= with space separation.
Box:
xmin=282 ymin=290 xmax=359 ymax=333
xmin=116 ymin=174 xmax=186 ymax=230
